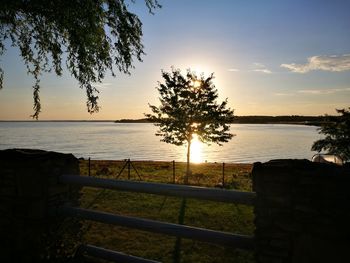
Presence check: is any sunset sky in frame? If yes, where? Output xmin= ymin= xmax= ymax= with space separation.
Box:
xmin=0 ymin=0 xmax=349 ymax=120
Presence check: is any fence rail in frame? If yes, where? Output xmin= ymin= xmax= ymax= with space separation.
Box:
xmin=60 ymin=174 xmax=255 ymax=205
xmin=78 ymin=244 xmax=161 ymax=263
xmin=60 ymin=205 xmax=255 ymax=250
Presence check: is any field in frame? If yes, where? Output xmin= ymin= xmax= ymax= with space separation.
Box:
xmin=78 ymin=160 xmax=255 ymax=263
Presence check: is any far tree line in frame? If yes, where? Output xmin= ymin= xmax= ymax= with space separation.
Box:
xmin=115 ymin=115 xmax=329 ymax=125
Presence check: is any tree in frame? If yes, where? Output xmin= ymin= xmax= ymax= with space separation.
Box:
xmin=0 ymin=0 xmax=160 ymax=119
xmin=145 ymin=68 xmax=235 ymax=183
xmin=312 ymin=108 xmax=350 ymax=162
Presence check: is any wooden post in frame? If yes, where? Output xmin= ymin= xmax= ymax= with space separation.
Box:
xmin=88 ymin=157 xmax=91 ymax=177
xmin=173 ymin=160 xmax=176 ymax=184
xmin=128 ymin=159 xmax=131 ymax=180
xmin=185 ymin=141 xmax=191 ymax=185
xmin=222 ymin=162 xmax=225 ymax=187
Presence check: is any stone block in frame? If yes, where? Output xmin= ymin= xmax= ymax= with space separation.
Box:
xmin=0 ymin=149 xmax=80 ymax=261
xmin=269 ymin=239 xmax=291 ymax=249
xmin=253 ymin=159 xmax=350 ymax=263
xmin=260 ymin=246 xmax=290 ymax=257
xmin=293 ymin=234 xmax=349 ymax=263
xmin=257 ymin=254 xmax=285 ymax=263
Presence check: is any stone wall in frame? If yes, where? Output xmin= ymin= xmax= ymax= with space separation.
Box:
xmin=0 ymin=149 xmax=80 ymax=262
xmin=253 ymin=159 xmax=350 ymax=263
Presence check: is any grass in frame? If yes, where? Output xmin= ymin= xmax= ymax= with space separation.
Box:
xmin=78 ymin=160 xmax=255 ymax=263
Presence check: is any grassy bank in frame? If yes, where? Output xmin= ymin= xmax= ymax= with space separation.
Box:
xmin=78 ymin=160 xmax=254 ymax=263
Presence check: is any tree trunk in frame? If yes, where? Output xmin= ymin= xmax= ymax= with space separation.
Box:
xmin=185 ymin=139 xmax=191 ymax=184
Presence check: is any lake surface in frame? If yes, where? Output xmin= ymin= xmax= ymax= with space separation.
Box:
xmin=0 ymin=122 xmax=322 ymax=163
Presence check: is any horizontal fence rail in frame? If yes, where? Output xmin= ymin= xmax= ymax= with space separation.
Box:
xmin=60 ymin=206 xmax=255 ymax=250
xmin=60 ymin=174 xmax=255 ymax=205
xmin=79 ymin=244 xmax=161 ymax=263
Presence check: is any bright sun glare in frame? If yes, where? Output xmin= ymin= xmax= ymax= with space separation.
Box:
xmin=190 ymin=134 xmax=203 ymax=163
xmin=193 ymin=80 xmax=201 ymax=88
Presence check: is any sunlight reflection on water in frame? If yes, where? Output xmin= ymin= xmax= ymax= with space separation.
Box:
xmin=190 ymin=134 xmax=203 ymax=163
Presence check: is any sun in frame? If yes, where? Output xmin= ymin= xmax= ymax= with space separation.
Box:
xmin=190 ymin=134 xmax=203 ymax=163
xmin=192 ymin=80 xmax=201 ymax=88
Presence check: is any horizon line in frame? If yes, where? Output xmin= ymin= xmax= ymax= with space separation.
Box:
xmin=0 ymin=114 xmax=329 ymax=122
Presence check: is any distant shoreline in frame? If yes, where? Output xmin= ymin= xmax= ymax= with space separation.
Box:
xmin=0 ymin=115 xmax=329 ymax=126
xmin=114 ymin=116 xmax=329 ymax=126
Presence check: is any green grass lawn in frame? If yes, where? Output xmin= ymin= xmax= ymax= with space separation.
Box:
xmin=78 ymin=160 xmax=255 ymax=263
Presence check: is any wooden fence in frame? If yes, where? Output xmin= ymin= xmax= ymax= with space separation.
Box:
xmin=86 ymin=158 xmax=230 ymax=185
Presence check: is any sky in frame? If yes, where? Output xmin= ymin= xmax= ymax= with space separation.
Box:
xmin=0 ymin=0 xmax=349 ymax=120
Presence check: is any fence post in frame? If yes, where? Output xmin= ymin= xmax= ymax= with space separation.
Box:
xmin=88 ymin=157 xmax=91 ymax=177
xmin=173 ymin=160 xmax=176 ymax=183
xmin=222 ymin=162 xmax=225 ymax=187
xmin=128 ymin=159 xmax=131 ymax=180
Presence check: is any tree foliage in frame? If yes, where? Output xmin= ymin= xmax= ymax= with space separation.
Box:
xmin=0 ymin=0 xmax=160 ymax=118
xmin=145 ymin=68 xmax=234 ymax=181
xmin=312 ymin=108 xmax=350 ymax=162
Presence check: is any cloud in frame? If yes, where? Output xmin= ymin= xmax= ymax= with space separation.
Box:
xmin=281 ymin=54 xmax=350 ymax=73
xmin=253 ymin=69 xmax=272 ymax=74
xmin=273 ymin=87 xmax=350 ymax=97
xmin=253 ymin=62 xmax=265 ymax=68
xmin=298 ymin=87 xmax=350 ymax=95
xmin=227 ymin=62 xmax=272 ymax=73
xmin=273 ymin=92 xmax=294 ymax=96
xmin=252 ymin=62 xmax=272 ymax=74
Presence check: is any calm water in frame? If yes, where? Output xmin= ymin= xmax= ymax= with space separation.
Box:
xmin=0 ymin=122 xmax=321 ymax=163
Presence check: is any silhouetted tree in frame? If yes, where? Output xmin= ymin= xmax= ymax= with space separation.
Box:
xmin=0 ymin=0 xmax=160 ymax=118
xmin=312 ymin=108 xmax=350 ymax=162
xmin=146 ymin=68 xmax=235 ymax=183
